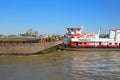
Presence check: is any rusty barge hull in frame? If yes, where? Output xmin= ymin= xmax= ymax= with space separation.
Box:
xmin=0 ymin=41 xmax=62 ymax=55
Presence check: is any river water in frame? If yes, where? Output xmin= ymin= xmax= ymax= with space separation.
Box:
xmin=0 ymin=51 xmax=120 ymax=80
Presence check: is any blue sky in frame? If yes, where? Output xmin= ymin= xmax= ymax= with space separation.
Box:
xmin=0 ymin=0 xmax=120 ymax=35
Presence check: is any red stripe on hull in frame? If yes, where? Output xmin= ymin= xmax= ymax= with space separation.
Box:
xmin=69 ymin=42 xmax=120 ymax=48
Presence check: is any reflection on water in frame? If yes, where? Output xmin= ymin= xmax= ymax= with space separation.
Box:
xmin=0 ymin=51 xmax=120 ymax=80
xmin=69 ymin=51 xmax=120 ymax=80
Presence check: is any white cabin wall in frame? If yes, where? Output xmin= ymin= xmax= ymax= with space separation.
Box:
xmin=94 ymin=34 xmax=99 ymax=39
xmin=115 ymin=29 xmax=120 ymax=41
xmin=109 ymin=30 xmax=115 ymax=39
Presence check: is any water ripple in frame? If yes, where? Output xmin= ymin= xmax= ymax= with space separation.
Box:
xmin=69 ymin=51 xmax=120 ymax=80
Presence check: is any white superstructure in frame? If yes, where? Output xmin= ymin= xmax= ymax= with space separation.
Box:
xmin=65 ymin=27 xmax=120 ymax=48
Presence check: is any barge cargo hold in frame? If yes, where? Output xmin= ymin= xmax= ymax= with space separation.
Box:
xmin=63 ymin=27 xmax=120 ymax=48
xmin=0 ymin=39 xmax=62 ymax=55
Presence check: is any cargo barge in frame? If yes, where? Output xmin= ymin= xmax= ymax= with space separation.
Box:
xmin=0 ymin=38 xmax=62 ymax=55
xmin=63 ymin=27 xmax=120 ymax=49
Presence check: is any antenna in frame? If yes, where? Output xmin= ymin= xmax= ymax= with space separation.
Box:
xmin=98 ymin=27 xmax=101 ymax=34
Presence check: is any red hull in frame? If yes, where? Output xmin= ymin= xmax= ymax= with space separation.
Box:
xmin=69 ymin=42 xmax=120 ymax=48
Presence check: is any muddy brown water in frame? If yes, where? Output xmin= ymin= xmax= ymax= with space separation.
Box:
xmin=0 ymin=51 xmax=120 ymax=80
